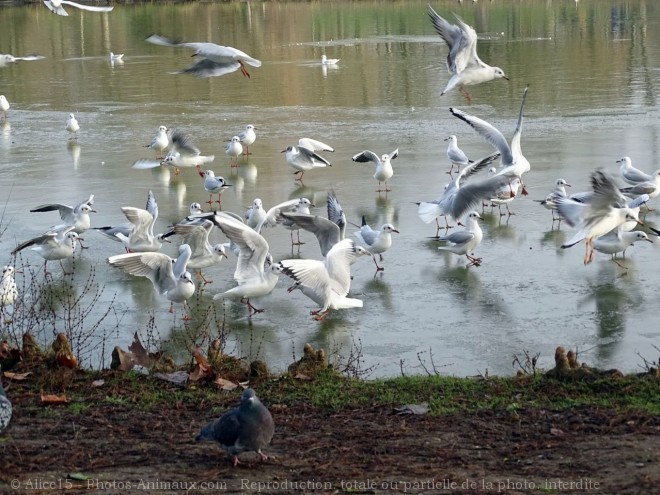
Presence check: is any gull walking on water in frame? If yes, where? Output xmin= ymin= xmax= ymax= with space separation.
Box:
xmin=11 ymin=226 xmax=80 ymax=275
xmin=321 ymin=55 xmax=340 ymax=65
xmin=197 ymin=167 xmax=231 ymax=205
xmin=146 ymin=34 xmax=261 ymax=78
xmin=238 ymin=125 xmax=256 ymax=155
xmin=593 ymin=229 xmax=652 ymax=265
xmin=0 ymin=96 xmax=9 ymax=120
xmin=226 ymin=136 xmax=243 ymax=167
xmin=108 ymin=244 xmax=195 ymax=316
xmin=30 ymin=194 xmax=96 ymax=242
xmin=427 ymin=5 xmax=508 ymax=101
xmin=145 ymin=125 xmax=170 ymax=159
xmin=282 ymin=138 xmax=333 ymax=182
xmin=352 ymin=148 xmax=399 ymax=192
xmin=618 ymin=156 xmax=653 ymax=186
xmin=535 ymin=178 xmax=571 ymax=222
xmin=354 ymin=218 xmax=399 ymax=271
xmin=436 ymin=211 xmax=483 ymax=266
xmin=66 ymin=113 xmax=79 ymax=140
xmin=445 ymin=134 xmax=472 ymax=175
xmin=43 ymin=0 xmax=114 ymax=16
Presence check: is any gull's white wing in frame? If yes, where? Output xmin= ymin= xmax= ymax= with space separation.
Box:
xmin=450 ymin=107 xmax=513 ymax=165
xmin=324 ymin=239 xmax=360 ymax=296
xmin=279 ymin=212 xmax=340 ymax=258
xmin=351 ymin=150 xmax=381 ymax=167
xmin=298 ymin=138 xmax=334 ymax=153
xmin=61 ymin=1 xmax=113 ymax=13
xmin=132 ymin=159 xmax=162 ymax=170
xmin=509 ymin=85 xmax=529 ymax=160
xmin=108 ymin=252 xmax=176 ymax=294
xmin=174 ymin=221 xmax=213 ymax=258
xmin=120 ymin=207 xmax=154 ymax=241
xmin=30 ymin=203 xmax=75 ymax=223
xmin=43 ymin=0 xmax=68 ymax=15
xmin=256 ymin=198 xmax=301 ymax=233
xmin=172 ymin=244 xmax=192 ymax=279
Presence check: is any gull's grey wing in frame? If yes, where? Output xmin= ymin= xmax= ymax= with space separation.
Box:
xmin=621 ymin=183 xmax=656 ymax=196
xmin=448 ymin=174 xmax=511 ymax=220
xmin=30 ymin=203 xmax=75 ymax=223
xmin=145 ymin=190 xmax=158 ymax=220
xmin=178 ymin=58 xmax=241 ymax=78
xmin=510 ymin=85 xmax=529 ymax=159
xmin=450 ymin=107 xmax=513 ymax=165
xmin=327 ymin=191 xmax=346 ymax=238
xmin=351 ymin=150 xmax=380 ymax=166
xmin=439 ymin=230 xmax=475 ymax=245
xmin=355 ymin=223 xmax=377 ymax=246
xmin=169 ymin=129 xmax=200 ymax=156
xmin=555 ymin=197 xmax=587 ymax=228
xmin=427 ymin=6 xmax=470 ymax=73
xmin=108 ymin=252 xmax=176 ymax=294
xmin=280 ymin=212 xmax=340 ymax=258
xmin=298 ymin=146 xmax=331 ymax=166
xmin=298 ymin=138 xmax=334 ymax=153
xmin=172 ymin=244 xmax=192 ymax=278
xmin=456 ymin=151 xmax=500 ymax=185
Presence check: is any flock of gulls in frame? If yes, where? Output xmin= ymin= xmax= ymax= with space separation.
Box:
xmin=1 ymin=3 xmax=659 ymax=464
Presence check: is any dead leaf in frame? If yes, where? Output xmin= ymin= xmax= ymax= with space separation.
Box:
xmin=192 ymin=347 xmax=211 ymax=371
xmin=153 ymin=371 xmax=188 ymax=387
xmin=214 ymin=377 xmax=238 ymax=390
xmin=110 ymin=346 xmax=137 ymax=371
xmin=40 ymin=393 xmax=69 ymax=405
xmin=3 ymin=371 xmax=32 ymax=381
xmin=56 ymin=353 xmax=78 ymax=369
xmin=188 ymin=364 xmax=213 ymax=382
xmin=91 ymin=380 xmax=105 ymax=387
xmin=128 ymin=332 xmax=150 ymax=367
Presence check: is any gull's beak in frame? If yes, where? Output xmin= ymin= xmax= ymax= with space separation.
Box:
xmin=90 ymin=209 xmax=97 ymax=213
xmin=280 ymin=149 xmax=287 ymax=153
xmin=566 ymin=183 xmax=571 ymax=187
xmin=392 ymin=229 xmax=400 ymax=234
xmin=503 ymin=75 xmax=510 ymax=81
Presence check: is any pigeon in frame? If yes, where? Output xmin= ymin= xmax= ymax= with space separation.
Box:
xmin=43 ymin=0 xmax=114 ymax=17
xmin=0 ymin=381 xmax=11 ymax=433
xmin=195 ymin=388 xmax=274 ymax=466
xmin=427 ymin=5 xmax=508 ymax=100
xmin=145 ymin=34 xmax=261 ymax=78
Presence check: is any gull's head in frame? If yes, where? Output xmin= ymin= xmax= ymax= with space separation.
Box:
xmin=180 ymin=271 xmax=194 ymax=285
xmin=230 ymin=136 xmax=240 ymax=143
xmin=493 ymin=67 xmax=508 ymax=81
xmin=355 ymin=246 xmax=371 ymax=257
xmin=204 ymin=169 xmax=216 ymax=179
xmin=616 ymin=156 xmax=631 ymax=166
xmin=212 ymin=244 xmax=228 ymax=258
xmin=79 ymin=204 xmax=96 ymax=214
xmin=633 ymin=231 xmax=652 ymax=243
xmin=444 ymin=135 xmax=457 ymax=143
xmin=557 ymin=178 xmax=571 ymax=187
xmin=68 ymin=113 xmax=75 ymax=119
xmin=252 ymin=198 xmax=263 ymax=209
xmin=189 ymin=202 xmax=203 ymax=214
xmin=298 ymin=197 xmax=314 ymax=208
xmin=158 ymin=125 xmax=168 ymax=133
xmin=245 ymin=124 xmax=255 ymax=131
xmin=281 ymin=145 xmax=294 ymax=154
xmin=625 ymin=209 xmax=642 ymax=226
xmin=2 ymin=266 xmax=15 ymax=279
xmin=382 ymin=224 xmax=399 ymax=234
xmin=467 ymin=211 xmax=481 ymax=221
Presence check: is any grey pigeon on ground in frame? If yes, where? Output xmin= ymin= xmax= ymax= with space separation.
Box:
xmin=195 ymin=388 xmax=274 ymax=466
xmin=0 ymin=381 xmax=12 ymax=433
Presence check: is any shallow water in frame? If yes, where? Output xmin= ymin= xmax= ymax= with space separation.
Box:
xmin=1 ymin=0 xmax=660 ymax=377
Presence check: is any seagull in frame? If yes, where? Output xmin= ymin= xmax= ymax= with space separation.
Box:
xmin=245 ymin=198 xmax=267 ymax=230
xmin=593 ymin=229 xmax=652 ymax=261
xmin=0 ymin=96 xmax=9 ymax=120
xmin=0 ymin=53 xmax=45 ymax=68
xmin=195 ymin=388 xmax=274 ymax=466
xmin=352 ymin=148 xmax=399 ymax=192
xmin=445 ymin=134 xmax=472 ymax=175
xmin=43 ymin=0 xmax=114 ymax=16
xmin=171 ymin=220 xmax=227 ymax=284
xmin=618 ymin=156 xmax=653 ymax=185
xmin=238 ymin=124 xmax=257 ymax=155
xmin=225 ymin=136 xmax=243 ymax=167
xmin=450 ymin=85 xmax=530 ymax=195
xmin=416 ymin=151 xmax=501 ymax=231
xmin=535 ymin=178 xmax=571 ymax=221
xmin=427 ymin=5 xmax=508 ymax=101
xmin=11 ymin=226 xmax=80 ymax=275
xmin=145 ymin=125 xmax=170 ymax=159
xmin=197 ymin=168 xmax=231 ymax=205
xmin=255 ymin=197 xmax=314 ymax=234
xmin=436 ymin=211 xmax=483 ymax=266
xmin=0 ymin=266 xmax=18 ymax=309
xmin=558 ymin=170 xmax=643 ymax=265
xmin=487 ymin=167 xmax=520 ymax=216
xmin=108 ymin=244 xmax=195 ymax=316
xmin=321 ymin=55 xmax=340 ymax=65
xmin=619 ymin=170 xmax=660 ymax=205
xmin=279 ymin=190 xmax=347 ymax=257
xmin=30 ymin=194 xmax=96 ymax=235
xmin=109 ymin=52 xmax=124 ymax=62
xmin=0 ymin=380 xmax=11 ymax=433
xmin=66 ymin=113 xmax=80 ymax=140
xmin=280 ymin=239 xmax=370 ymax=320
xmin=145 ymin=34 xmax=262 ymax=78
xmin=209 ymin=213 xmax=282 ymax=316
xmin=134 ymin=129 xmax=213 ymax=173
xmin=281 ymin=138 xmax=333 ymax=181
xmin=114 ymin=190 xmax=168 ymax=252
xmin=354 ymin=218 xmax=399 ymax=271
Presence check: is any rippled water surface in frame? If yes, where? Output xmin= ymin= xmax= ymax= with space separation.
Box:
xmin=1 ymin=0 xmax=660 ymax=376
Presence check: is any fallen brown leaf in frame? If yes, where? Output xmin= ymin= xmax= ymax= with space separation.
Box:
xmin=40 ymin=393 xmax=69 ymax=405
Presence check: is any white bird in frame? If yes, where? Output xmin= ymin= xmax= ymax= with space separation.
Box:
xmin=30 ymin=194 xmax=96 ymax=235
xmin=593 ymin=229 xmax=652 ymax=261
xmin=257 ymin=198 xmax=315 ymax=246
xmin=109 ymin=52 xmax=124 ymax=62
xmin=238 ymin=124 xmax=257 ymax=155
xmin=209 ymin=213 xmax=283 ymax=316
xmin=108 ymin=244 xmax=195 ymax=316
xmin=436 ymin=211 xmax=483 ymax=266
xmin=43 ymin=0 xmax=114 ymax=16
xmin=535 ymin=178 xmax=571 ymax=221
xmin=171 ymin=220 xmax=227 ymax=284
xmin=427 ymin=5 xmax=508 ymax=101
xmin=66 ymin=113 xmax=79 ymax=140
xmin=281 ymin=138 xmax=333 ymax=181
xmin=352 ymin=148 xmax=399 ymax=192
xmin=279 ymin=191 xmax=347 ymax=257
xmin=115 ymin=190 xmax=168 ymax=253
xmin=0 ymin=95 xmax=9 ymax=120
xmin=245 ymin=198 xmax=267 ymax=230
xmin=11 ymin=226 xmax=80 ymax=275
xmin=416 ymin=151 xmax=502 ymax=230
xmin=0 ymin=266 xmax=18 ymax=308
xmin=145 ymin=125 xmax=170 ymax=158
xmin=558 ymin=170 xmax=643 ymax=265
xmin=134 ymin=129 xmax=213 ymax=173
xmin=619 ymin=170 xmax=660 ymax=203
xmin=145 ymin=34 xmax=261 ymax=78
xmin=0 ymin=53 xmax=45 ymax=67
xmin=198 ymin=168 xmax=231 ymax=205
xmin=487 ymin=167 xmax=520 ymax=216
xmin=450 ymin=85 xmax=530 ymax=196
xmin=225 ymin=136 xmax=243 ymax=167
xmin=617 ymin=156 xmax=653 ymax=185
xmin=280 ymin=239 xmax=370 ymax=320
xmin=321 ymin=55 xmax=340 ymax=65
xmin=445 ymin=134 xmax=472 ymax=175
xmin=354 ymin=218 xmax=399 ymax=271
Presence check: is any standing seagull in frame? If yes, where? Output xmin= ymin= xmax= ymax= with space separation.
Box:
xmin=195 ymin=388 xmax=274 ymax=466
xmin=352 ymin=148 xmax=399 ymax=192
xmin=354 ymin=218 xmax=399 ymax=271
xmin=0 ymin=380 xmax=11 ymax=433
xmin=108 ymin=244 xmax=195 ymax=316
xmin=238 ymin=124 xmax=257 ymax=155
xmin=66 ymin=113 xmax=80 ymax=140
xmin=0 ymin=95 xmax=9 ymax=120
xmin=225 ymin=136 xmax=243 ymax=167
xmin=197 ymin=168 xmax=231 ymax=205
xmin=170 ymin=220 xmax=227 ymax=284
xmin=209 ymin=213 xmax=282 ymax=316
xmin=30 ymin=194 xmax=96 ymax=236
xmin=427 ymin=5 xmax=508 ymax=101
xmin=11 ymin=226 xmax=80 ymax=275
xmin=42 ymin=0 xmax=114 ymax=16
xmin=145 ymin=125 xmax=170 ymax=159
xmin=445 ymin=134 xmax=472 ymax=175
xmin=535 ymin=178 xmax=571 ymax=222
xmin=617 ymin=156 xmax=653 ymax=186
xmin=450 ymin=85 xmax=530 ymax=196
xmin=281 ymin=138 xmax=333 ymax=182
xmin=436 ymin=211 xmax=483 ymax=266
xmin=146 ymin=34 xmax=261 ymax=78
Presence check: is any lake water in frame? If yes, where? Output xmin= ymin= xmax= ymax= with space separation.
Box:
xmin=1 ymin=0 xmax=660 ymax=377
